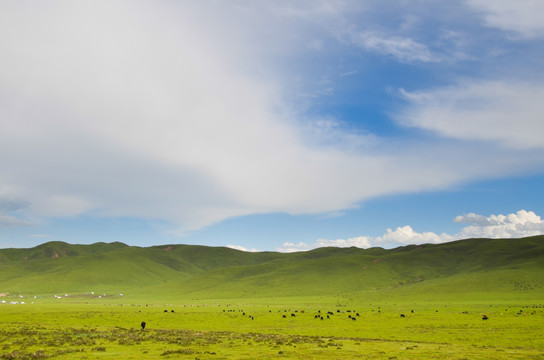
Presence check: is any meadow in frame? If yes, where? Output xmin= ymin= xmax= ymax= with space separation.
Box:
xmin=1 ymin=237 xmax=543 ymax=358
xmin=1 ymin=295 xmax=543 ymax=359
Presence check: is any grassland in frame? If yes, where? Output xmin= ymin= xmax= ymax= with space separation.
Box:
xmin=1 ymin=298 xmax=543 ymax=359
xmin=1 ymin=236 xmax=543 ymax=358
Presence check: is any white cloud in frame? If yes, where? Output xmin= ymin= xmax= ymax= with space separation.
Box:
xmin=281 ymin=236 xmax=374 ymax=252
xmin=0 ymin=1 xmax=543 ymax=239
xmin=397 ymin=81 xmax=544 ymax=150
xmin=280 ymin=210 xmax=544 ymax=252
xmin=349 ymin=31 xmax=439 ymax=63
xmin=314 ymin=236 xmax=372 ymax=248
xmin=339 ymin=70 xmax=358 ymax=77
xmin=276 ymin=241 xmax=313 ymax=253
xmin=226 ymin=244 xmax=261 ymax=253
xmin=380 ymin=226 xmax=454 ymax=245
xmin=0 ymin=0 xmax=493 ymax=234
xmin=465 ymin=0 xmax=544 ymax=38
xmin=456 ymin=210 xmax=544 ymax=239
xmin=453 ymin=213 xmax=494 ymax=225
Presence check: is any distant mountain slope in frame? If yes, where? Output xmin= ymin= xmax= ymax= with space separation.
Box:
xmin=1 ymin=236 xmax=543 ymax=300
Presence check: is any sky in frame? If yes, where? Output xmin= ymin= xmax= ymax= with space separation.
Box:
xmin=1 ymin=0 xmax=544 ymax=252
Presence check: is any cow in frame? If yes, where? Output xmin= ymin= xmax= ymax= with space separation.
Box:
xmin=141 ymin=321 xmax=146 ymax=330
xmin=400 ymin=314 xmax=405 ymax=318
xmin=482 ymin=314 xmax=489 ymax=320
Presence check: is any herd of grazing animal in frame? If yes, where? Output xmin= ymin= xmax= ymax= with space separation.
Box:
xmin=140 ymin=305 xmax=502 ymax=329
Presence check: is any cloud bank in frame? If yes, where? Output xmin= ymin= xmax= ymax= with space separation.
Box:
xmin=277 ymin=210 xmax=544 ymax=252
xmin=1 ymin=1 xmax=543 ymax=239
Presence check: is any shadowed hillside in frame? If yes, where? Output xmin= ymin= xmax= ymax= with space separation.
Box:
xmin=1 ymin=236 xmax=543 ymax=301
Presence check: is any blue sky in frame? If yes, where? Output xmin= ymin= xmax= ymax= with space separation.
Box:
xmin=1 ymin=1 xmax=544 ymax=251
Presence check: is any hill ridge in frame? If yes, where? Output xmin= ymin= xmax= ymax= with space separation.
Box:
xmin=1 ymin=236 xmax=543 ymax=300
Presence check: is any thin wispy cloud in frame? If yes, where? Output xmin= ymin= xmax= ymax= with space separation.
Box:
xmin=396 ymin=81 xmax=544 ymax=150
xmin=0 ymin=215 xmax=32 ymax=228
xmin=349 ymin=31 xmax=439 ymax=63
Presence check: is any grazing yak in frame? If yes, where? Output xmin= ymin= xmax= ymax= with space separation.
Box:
xmin=141 ymin=321 xmax=146 ymax=330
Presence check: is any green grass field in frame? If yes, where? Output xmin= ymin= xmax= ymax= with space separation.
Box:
xmin=1 ymin=295 xmax=543 ymax=359
xmin=1 ymin=236 xmax=543 ymax=358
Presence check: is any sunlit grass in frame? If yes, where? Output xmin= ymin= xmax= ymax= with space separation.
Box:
xmin=1 ymin=297 xmax=543 ymax=359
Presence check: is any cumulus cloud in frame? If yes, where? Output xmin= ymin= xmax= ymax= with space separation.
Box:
xmin=276 ymin=242 xmax=314 ymax=253
xmin=277 ymin=236 xmax=372 ymax=252
xmin=278 ymin=227 xmax=453 ymax=252
xmin=226 ymin=244 xmax=261 ymax=253
xmin=278 ymin=210 xmax=544 ymax=252
xmin=455 ymin=210 xmax=544 ymax=239
xmin=380 ymin=226 xmax=454 ymax=245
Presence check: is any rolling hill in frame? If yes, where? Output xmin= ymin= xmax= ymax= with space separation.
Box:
xmin=1 ymin=236 xmax=543 ymax=302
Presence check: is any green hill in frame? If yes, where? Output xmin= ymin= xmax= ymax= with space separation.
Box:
xmin=1 ymin=236 xmax=543 ymax=302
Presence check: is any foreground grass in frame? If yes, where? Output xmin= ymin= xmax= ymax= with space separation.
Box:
xmin=1 ymin=297 xmax=543 ymax=359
